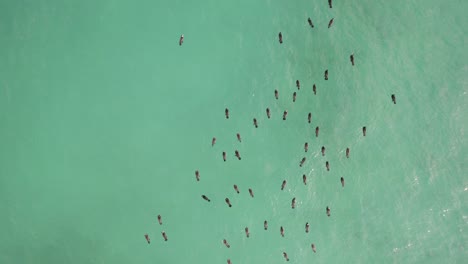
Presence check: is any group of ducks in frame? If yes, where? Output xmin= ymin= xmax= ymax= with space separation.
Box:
xmin=147 ymin=0 xmax=397 ymax=262
xmin=144 ymin=214 xmax=166 ymax=244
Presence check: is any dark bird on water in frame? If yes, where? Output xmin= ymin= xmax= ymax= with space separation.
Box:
xmin=179 ymin=34 xmax=184 ymax=46
xmin=233 ymin=184 xmax=240 ymax=194
xmin=253 ymin=118 xmax=258 ymax=128
xmin=300 ymin=157 xmax=306 ymax=167
xmin=266 ymin=108 xmax=271 ymax=118
xmin=308 ymin=17 xmax=314 ymax=28
xmin=324 ymin=69 xmax=329 ymax=80
xmin=283 ymin=110 xmax=288 ymax=120
xmin=202 ymin=195 xmax=211 ymax=202
xmin=391 ymin=94 xmax=396 ymax=104
xmin=157 ymin=215 xmax=162 ymax=225
xmin=223 ymin=239 xmax=230 ymax=248
xmin=275 ymin=89 xmax=279 ymax=99
xmin=235 ymin=150 xmax=241 ymax=160
xmin=328 ymin=18 xmax=334 ymax=28
xmin=346 ymin=148 xmax=350 ymax=158
xmin=313 ymin=84 xmax=317 ymax=95
xmin=350 ymin=54 xmax=355 ymax=66
xmin=278 ymin=32 xmax=283 ymax=44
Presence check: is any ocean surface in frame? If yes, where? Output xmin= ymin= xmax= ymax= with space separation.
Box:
xmin=0 ymin=0 xmax=467 ymax=263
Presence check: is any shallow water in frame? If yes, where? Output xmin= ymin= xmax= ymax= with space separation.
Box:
xmin=0 ymin=0 xmax=467 ymax=263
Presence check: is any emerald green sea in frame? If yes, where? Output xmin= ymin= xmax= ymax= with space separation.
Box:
xmin=1 ymin=0 xmax=467 ymax=263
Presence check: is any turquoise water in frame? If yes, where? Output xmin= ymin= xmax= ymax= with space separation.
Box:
xmin=0 ymin=0 xmax=467 ymax=263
